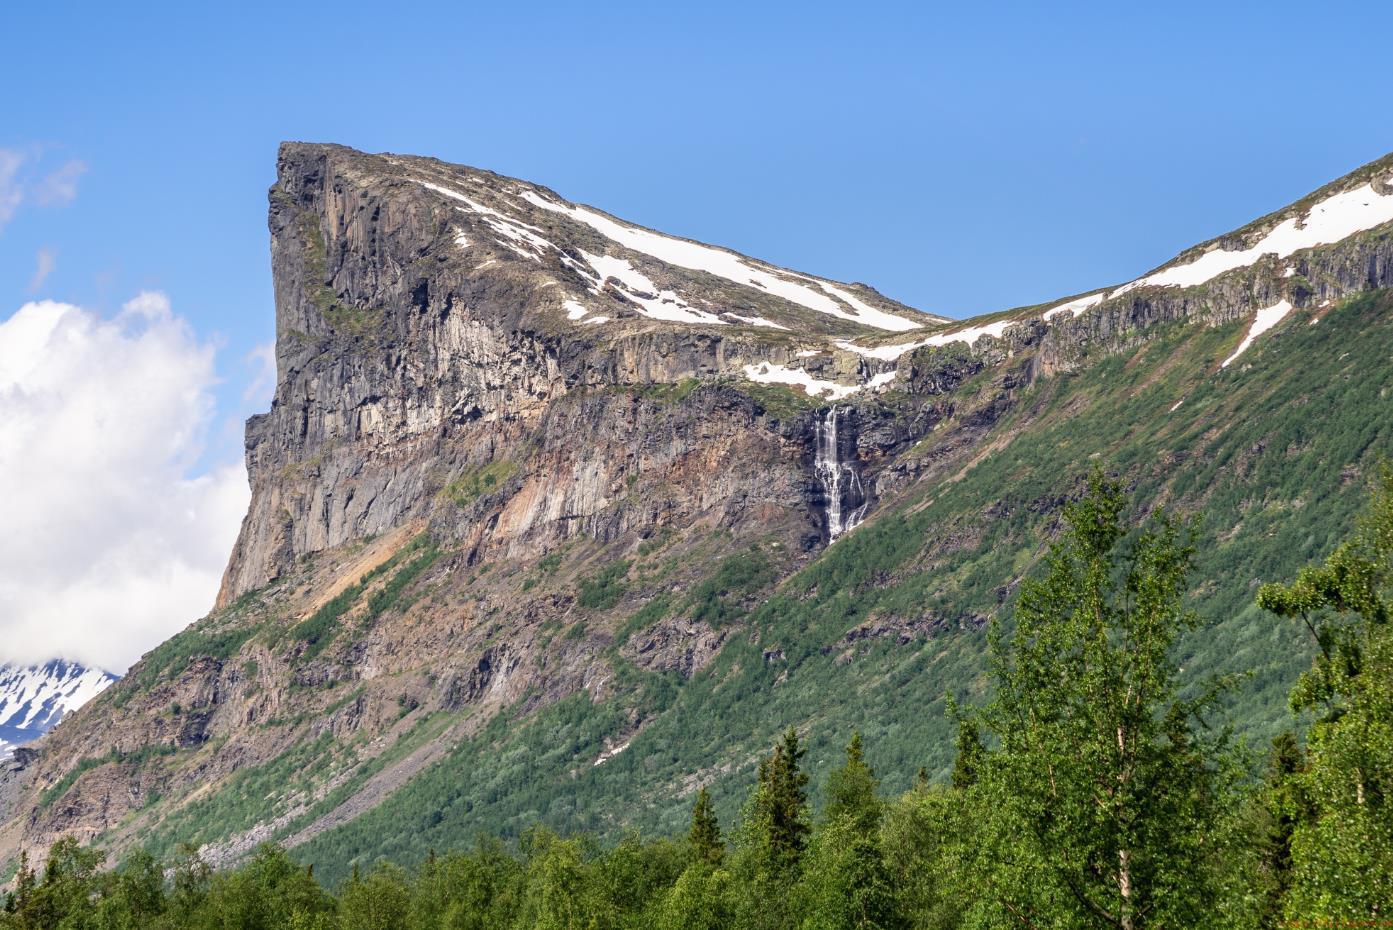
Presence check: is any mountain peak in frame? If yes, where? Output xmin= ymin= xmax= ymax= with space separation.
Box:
xmin=5 ymin=144 xmax=1393 ymax=878
xmin=0 ymin=661 xmax=116 ymax=759
xmin=276 ymin=142 xmax=944 ymax=338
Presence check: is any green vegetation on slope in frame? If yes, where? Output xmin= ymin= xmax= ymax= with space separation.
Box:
xmin=441 ymin=461 xmax=520 ymax=507
xmin=290 ymin=291 xmax=1393 ymax=882
xmin=289 ymin=534 xmax=439 ymax=661
xmin=11 ymin=473 xmax=1390 ymax=927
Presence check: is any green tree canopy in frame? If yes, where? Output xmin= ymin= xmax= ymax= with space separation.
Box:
xmin=1257 ymin=468 xmax=1393 ymax=919
xmin=971 ymin=470 xmax=1237 ymax=930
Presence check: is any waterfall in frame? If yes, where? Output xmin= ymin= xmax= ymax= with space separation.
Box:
xmin=814 ymin=406 xmax=868 ymax=540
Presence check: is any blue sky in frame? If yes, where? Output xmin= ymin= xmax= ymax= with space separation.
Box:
xmin=2 ymin=0 xmax=1391 ymax=669
xmin=4 ymin=0 xmax=1391 ymax=447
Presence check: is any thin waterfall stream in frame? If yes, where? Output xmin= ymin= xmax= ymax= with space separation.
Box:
xmin=813 ymin=405 xmax=868 ymax=539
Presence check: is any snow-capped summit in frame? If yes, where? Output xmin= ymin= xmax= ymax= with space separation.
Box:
xmin=0 ymin=660 xmax=117 ymax=758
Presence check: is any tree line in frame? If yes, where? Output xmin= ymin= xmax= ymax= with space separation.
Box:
xmin=3 ymin=470 xmax=1390 ymax=928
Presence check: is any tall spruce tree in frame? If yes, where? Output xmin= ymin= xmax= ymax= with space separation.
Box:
xmin=972 ymin=470 xmax=1235 ymax=930
xmin=689 ymin=787 xmax=724 ymax=866
xmin=760 ymin=726 xmax=810 ymax=868
xmin=797 ymin=732 xmax=906 ymax=930
xmin=1249 ymin=732 xmax=1306 ymax=929
xmin=949 ymin=716 xmax=985 ymax=790
xmin=731 ymin=727 xmax=812 ymax=930
xmin=824 ymin=732 xmax=881 ymax=834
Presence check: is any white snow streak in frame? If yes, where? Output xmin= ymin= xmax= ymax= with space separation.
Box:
xmin=593 ymin=740 xmax=631 ymax=767
xmin=836 ymin=318 xmax=1016 ymax=361
xmin=742 ymin=362 xmax=860 ymax=400
xmin=866 ymin=371 xmax=898 ymax=391
xmin=420 ymin=181 xmax=555 ymax=261
xmin=580 ymin=252 xmax=727 ymax=325
xmin=563 ymin=299 xmax=588 ymax=321
xmin=1221 ymin=299 xmax=1295 ymax=368
xmin=1112 ymin=182 xmax=1393 ymax=299
xmin=727 ymin=314 xmax=789 ymax=330
xmin=519 ymin=190 xmax=922 ymax=331
xmin=1042 ymin=292 xmax=1105 ymax=321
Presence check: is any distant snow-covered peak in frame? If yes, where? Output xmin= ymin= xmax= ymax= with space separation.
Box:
xmin=0 ymin=660 xmax=117 ymax=758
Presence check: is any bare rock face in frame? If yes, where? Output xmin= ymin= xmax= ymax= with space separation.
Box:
xmin=222 ymin=144 xmax=1393 ymax=604
xmin=219 ymin=144 xmax=945 ymax=602
xmin=624 ymin=619 xmax=727 ymax=679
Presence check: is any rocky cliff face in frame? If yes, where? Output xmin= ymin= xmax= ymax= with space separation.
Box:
xmin=220 ymin=144 xmax=949 ymax=603
xmin=4 ymin=145 xmax=1393 ymax=876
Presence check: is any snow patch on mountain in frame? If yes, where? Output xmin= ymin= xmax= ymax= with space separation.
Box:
xmin=518 ymin=190 xmax=925 ymax=332
xmin=1112 ymin=182 xmax=1393 ymax=299
xmin=1221 ymin=299 xmax=1295 ymax=368
xmin=1043 ymin=292 xmax=1106 ymax=320
xmin=419 ymin=181 xmax=556 ymax=261
xmin=835 ymin=317 xmax=1017 ymax=361
xmin=866 ymin=370 xmax=898 ymax=391
xmin=728 ymin=314 xmax=789 ymax=330
xmin=578 ymin=252 xmax=727 ymax=326
xmin=742 ymin=362 xmax=860 ymax=400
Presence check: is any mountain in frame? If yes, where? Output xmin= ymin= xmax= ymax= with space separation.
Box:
xmin=2 ymin=143 xmax=1391 ymax=882
xmin=0 ymin=662 xmax=116 ymax=759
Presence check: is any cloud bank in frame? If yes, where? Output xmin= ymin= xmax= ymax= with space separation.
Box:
xmin=0 ymin=293 xmax=249 ymax=672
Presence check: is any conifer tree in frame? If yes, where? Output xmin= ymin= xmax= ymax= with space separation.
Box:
xmin=689 ymin=787 xmax=724 ymax=866
xmin=10 ymin=851 xmax=34 ymax=918
xmin=798 ymin=732 xmax=906 ymax=930
xmin=793 ymin=817 xmax=907 ymax=930
xmin=949 ymin=716 xmax=984 ymax=790
xmin=761 ymin=726 xmax=810 ymax=867
xmin=1250 ymin=732 xmax=1306 ymax=929
xmin=824 ymin=731 xmax=881 ymax=834
xmin=730 ymin=727 xmax=812 ymax=930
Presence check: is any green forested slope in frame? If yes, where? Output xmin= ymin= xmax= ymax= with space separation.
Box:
xmin=293 ymin=290 xmax=1393 ymax=883
xmin=12 ymin=464 xmax=1391 ymax=928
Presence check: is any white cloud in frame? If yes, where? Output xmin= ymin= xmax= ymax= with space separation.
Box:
xmin=0 ymin=149 xmax=23 ymax=233
xmin=27 ymin=247 xmax=56 ymax=292
xmin=242 ymin=341 xmax=276 ymax=406
xmin=34 ymin=159 xmax=87 ymax=207
xmin=0 ymin=150 xmax=87 ymax=234
xmin=0 ymin=293 xmax=250 ymax=672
